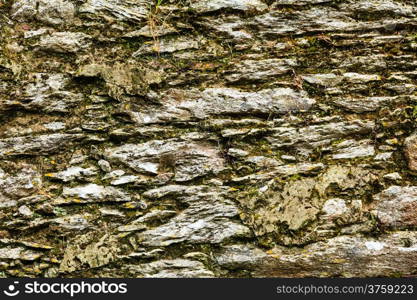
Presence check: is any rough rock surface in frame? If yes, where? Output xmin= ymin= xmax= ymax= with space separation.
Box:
xmin=373 ymin=186 xmax=417 ymax=228
xmin=103 ymin=139 xmax=226 ymax=181
xmin=0 ymin=0 xmax=417 ymax=278
xmin=405 ymin=132 xmax=417 ymax=171
xmin=11 ymin=0 xmax=75 ymax=25
xmin=217 ymin=232 xmax=417 ymax=277
xmin=138 ymin=185 xmax=251 ymax=246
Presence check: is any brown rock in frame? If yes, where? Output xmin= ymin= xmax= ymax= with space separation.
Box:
xmin=405 ymin=132 xmax=417 ymax=171
xmin=373 ymin=186 xmax=417 ymax=228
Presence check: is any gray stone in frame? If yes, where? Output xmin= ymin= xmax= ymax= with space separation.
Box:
xmin=225 ymin=59 xmax=297 ymax=82
xmin=79 ymin=0 xmax=151 ymax=23
xmin=275 ymin=0 xmax=332 ymax=4
xmin=18 ymin=205 xmax=33 ymax=217
xmin=138 ymin=185 xmax=251 ymax=246
xmin=197 ymin=16 xmax=253 ymax=43
xmin=0 ymin=247 xmax=43 ymax=261
xmin=374 ymin=152 xmax=393 ymax=161
xmin=45 ymin=167 xmax=98 ymax=182
xmin=231 ymin=162 xmax=324 ymax=184
xmin=0 ymin=134 xmax=84 ymax=158
xmin=267 ymin=120 xmax=374 ymax=153
xmin=250 ymin=9 xmax=366 ymax=36
xmin=76 ymin=62 xmax=163 ymax=100
xmin=216 ymin=245 xmax=268 ymax=270
xmin=0 ymin=166 xmax=41 ymax=207
xmin=110 ymin=175 xmax=138 ymax=185
xmin=331 ymin=139 xmax=375 ymax=160
xmin=340 ymin=0 xmax=416 ymax=18
xmin=124 ymin=25 xmax=178 ymax=38
xmin=129 ymin=88 xmax=315 ymax=125
xmin=102 ymin=170 xmax=125 ymax=180
xmin=302 ymin=72 xmax=382 ymax=89
xmin=191 ymin=0 xmax=268 ymax=13
xmin=38 ymin=32 xmax=92 ymax=53
xmin=337 ymin=54 xmax=388 ymax=72
xmin=52 ymin=214 xmax=93 ymax=231
xmin=117 ymin=224 xmax=147 ymax=232
xmin=302 ymin=73 xmax=343 ymax=87
xmin=342 ymin=72 xmax=381 ymax=84
xmin=281 ymin=155 xmax=297 ymax=161
xmin=127 ymin=259 xmax=214 ymax=278
xmin=131 ymin=210 xmax=177 ymax=224
xmin=219 ymin=232 xmax=417 ymax=277
xmin=126 ymin=249 xmax=165 ymax=259
xmin=321 ymin=198 xmax=349 ymax=218
xmin=133 ymin=37 xmax=200 ymax=56
xmin=383 ymin=172 xmax=402 ymax=181
xmin=245 ymin=156 xmax=282 ymax=168
xmin=104 ymin=139 xmax=226 ymax=182
xmin=43 ymin=122 xmax=66 ymax=131
xmin=57 ymin=184 xmax=131 ymax=204
xmin=3 ymin=73 xmax=84 ymax=113
xmin=98 ymin=160 xmax=112 ymax=172
xmin=227 ymin=148 xmax=249 ymax=158
xmin=334 ymin=96 xmax=411 ymax=113
xmin=99 ymin=208 xmax=125 ymax=217
xmin=11 ymin=0 xmax=75 ymax=25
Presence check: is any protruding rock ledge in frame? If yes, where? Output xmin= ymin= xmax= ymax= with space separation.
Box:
xmin=104 ymin=139 xmax=226 ymax=182
xmin=11 ymin=0 xmax=75 ymax=25
xmin=216 ymin=232 xmax=417 ymax=277
xmin=138 ymin=185 xmax=251 ymax=246
xmin=129 ymin=87 xmax=315 ymax=125
xmin=190 ymin=0 xmax=268 ymax=14
xmin=0 ymin=134 xmax=85 ymax=158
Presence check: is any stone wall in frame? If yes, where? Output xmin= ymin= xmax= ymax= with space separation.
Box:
xmin=1 ymin=0 xmax=417 ymax=277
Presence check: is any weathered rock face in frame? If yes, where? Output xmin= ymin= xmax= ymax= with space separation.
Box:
xmin=0 ymin=165 xmax=42 ymax=208
xmin=103 ymin=139 xmax=226 ymax=181
xmin=191 ymin=0 xmax=268 ymax=13
xmin=11 ymin=0 xmax=75 ymax=25
xmin=217 ymin=232 xmax=417 ymax=277
xmin=79 ymin=0 xmax=152 ymax=23
xmin=0 ymin=134 xmax=85 ymax=158
xmin=0 ymin=0 xmax=416 ymax=278
xmin=38 ymin=32 xmax=92 ymax=53
xmin=138 ymin=185 xmax=251 ymax=246
xmin=3 ymin=73 xmax=85 ymax=113
xmin=124 ymin=259 xmax=214 ymax=278
xmin=126 ymin=87 xmax=315 ymax=125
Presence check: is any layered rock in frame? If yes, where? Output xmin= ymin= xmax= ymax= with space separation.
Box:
xmin=216 ymin=232 xmax=417 ymax=277
xmin=1 ymin=0 xmax=416 ymax=278
xmin=127 ymin=87 xmax=315 ymax=125
xmin=138 ymin=185 xmax=251 ymax=246
xmin=104 ymin=139 xmax=226 ymax=182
